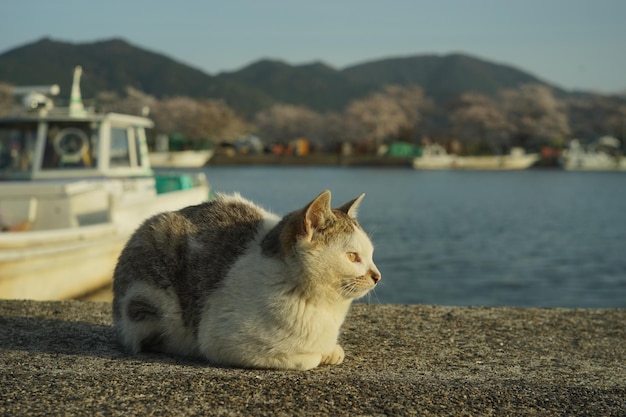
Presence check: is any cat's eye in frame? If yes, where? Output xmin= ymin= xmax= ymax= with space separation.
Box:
xmin=346 ymin=252 xmax=360 ymax=263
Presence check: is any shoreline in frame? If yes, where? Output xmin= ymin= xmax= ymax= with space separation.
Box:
xmin=209 ymin=153 xmax=415 ymax=167
xmin=206 ymin=153 xmax=560 ymax=169
xmin=1 ymin=300 xmax=624 ymax=416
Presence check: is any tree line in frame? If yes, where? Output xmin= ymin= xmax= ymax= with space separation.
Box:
xmin=1 ymin=82 xmax=625 ymax=155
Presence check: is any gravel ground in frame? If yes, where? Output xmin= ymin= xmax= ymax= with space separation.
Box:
xmin=1 ymin=300 xmax=624 ymax=416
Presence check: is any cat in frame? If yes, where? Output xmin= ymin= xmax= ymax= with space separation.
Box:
xmin=112 ymin=190 xmax=381 ymax=370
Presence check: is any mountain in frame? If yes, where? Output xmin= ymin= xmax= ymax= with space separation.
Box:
xmin=216 ymin=60 xmax=372 ymax=112
xmin=0 ymin=38 xmax=561 ymax=116
xmin=0 ymin=37 xmax=219 ymax=99
xmin=343 ymin=53 xmax=558 ymax=100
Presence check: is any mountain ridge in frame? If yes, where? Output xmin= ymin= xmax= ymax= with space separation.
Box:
xmin=0 ymin=37 xmax=566 ymax=115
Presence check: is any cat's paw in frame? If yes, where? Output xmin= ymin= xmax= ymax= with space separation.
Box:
xmin=321 ymin=344 xmax=345 ymax=365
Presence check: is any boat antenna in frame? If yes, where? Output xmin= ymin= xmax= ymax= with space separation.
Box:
xmin=69 ymin=65 xmax=86 ymax=117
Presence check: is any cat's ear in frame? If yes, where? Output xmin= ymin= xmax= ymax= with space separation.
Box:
xmin=336 ymin=193 xmax=365 ymax=218
xmin=301 ymin=190 xmax=333 ymax=240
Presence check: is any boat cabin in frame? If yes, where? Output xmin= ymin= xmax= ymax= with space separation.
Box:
xmin=0 ymin=65 xmax=209 ymax=233
xmin=0 ymin=109 xmax=154 ymax=181
xmin=0 ymin=108 xmax=157 ymax=231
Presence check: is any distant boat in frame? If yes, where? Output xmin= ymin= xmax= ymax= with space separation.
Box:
xmin=413 ymin=145 xmax=539 ymax=170
xmin=412 ymin=143 xmax=457 ymax=169
xmin=148 ymin=149 xmax=214 ymax=168
xmin=0 ymin=66 xmax=210 ymax=300
xmin=148 ymin=134 xmax=214 ymax=168
xmin=560 ymin=137 xmax=626 ymax=171
xmin=454 ymin=147 xmax=540 ymax=170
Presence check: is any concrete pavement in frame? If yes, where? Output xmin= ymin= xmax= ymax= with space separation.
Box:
xmin=1 ymin=300 xmax=624 ymax=416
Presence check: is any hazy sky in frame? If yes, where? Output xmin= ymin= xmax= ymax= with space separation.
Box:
xmin=2 ymin=0 xmax=625 ymax=93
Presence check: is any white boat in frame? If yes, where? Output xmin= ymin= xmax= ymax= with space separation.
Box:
xmin=0 ymin=67 xmax=210 ymax=300
xmin=413 ymin=145 xmax=539 ymax=170
xmin=560 ymin=137 xmax=626 ymax=171
xmin=148 ymin=149 xmax=214 ymax=168
xmin=454 ymin=147 xmax=540 ymax=170
xmin=412 ymin=143 xmax=457 ymax=169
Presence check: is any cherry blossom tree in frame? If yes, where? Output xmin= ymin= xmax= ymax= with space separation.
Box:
xmin=96 ymin=89 xmax=249 ymax=143
xmin=153 ymin=97 xmax=249 ymax=142
xmin=343 ymin=85 xmax=430 ymax=151
xmin=0 ymin=84 xmax=15 ymax=116
xmin=498 ymin=84 xmax=570 ymax=147
xmin=254 ymin=104 xmax=321 ymax=143
xmin=448 ymin=92 xmax=513 ymax=154
xmin=565 ymin=94 xmax=626 ymax=141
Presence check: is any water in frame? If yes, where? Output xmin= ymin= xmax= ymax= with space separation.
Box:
xmin=199 ymin=167 xmax=626 ymax=308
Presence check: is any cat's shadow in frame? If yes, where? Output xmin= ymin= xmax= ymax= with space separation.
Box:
xmin=1 ymin=315 xmax=333 ymax=372
xmin=0 ymin=315 xmax=205 ymax=367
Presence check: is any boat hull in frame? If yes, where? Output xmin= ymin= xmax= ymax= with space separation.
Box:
xmin=0 ymin=185 xmax=209 ymax=300
xmin=413 ymin=154 xmax=539 ymax=170
xmin=0 ymin=226 xmax=125 ymax=300
xmin=455 ymin=154 xmax=540 ymax=170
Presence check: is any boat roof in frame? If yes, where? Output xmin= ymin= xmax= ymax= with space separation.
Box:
xmin=0 ymin=108 xmax=154 ymax=128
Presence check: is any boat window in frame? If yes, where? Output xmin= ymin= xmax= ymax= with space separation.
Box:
xmin=0 ymin=124 xmax=37 ymax=177
xmin=42 ymin=122 xmax=96 ymax=169
xmin=110 ymin=127 xmax=131 ymax=167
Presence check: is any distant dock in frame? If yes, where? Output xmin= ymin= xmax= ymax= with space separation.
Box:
xmin=208 ymin=153 xmax=415 ymax=167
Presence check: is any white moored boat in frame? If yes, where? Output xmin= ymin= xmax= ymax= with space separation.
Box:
xmin=413 ymin=145 xmax=539 ymax=170
xmin=412 ymin=143 xmax=457 ymax=169
xmin=560 ymin=137 xmax=626 ymax=171
xmin=0 ymin=67 xmax=210 ymax=300
xmin=454 ymin=147 xmax=540 ymax=170
xmin=148 ymin=149 xmax=214 ymax=168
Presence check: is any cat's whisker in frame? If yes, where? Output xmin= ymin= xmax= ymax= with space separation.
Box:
xmin=367 ymin=224 xmax=380 ymax=239
xmin=343 ymin=280 xmax=363 ymax=299
xmin=340 ymin=281 xmax=356 ymax=298
xmin=370 ymin=288 xmax=382 ymax=305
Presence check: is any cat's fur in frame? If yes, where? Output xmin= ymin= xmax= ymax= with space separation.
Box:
xmin=112 ymin=190 xmax=380 ymax=370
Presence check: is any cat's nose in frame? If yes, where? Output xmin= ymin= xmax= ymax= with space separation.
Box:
xmin=370 ymin=269 xmax=381 ymax=284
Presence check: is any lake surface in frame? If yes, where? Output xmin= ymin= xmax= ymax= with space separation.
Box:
xmin=201 ymin=166 xmax=626 ymax=308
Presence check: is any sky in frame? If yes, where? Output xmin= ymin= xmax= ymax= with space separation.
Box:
xmin=1 ymin=0 xmax=625 ymax=94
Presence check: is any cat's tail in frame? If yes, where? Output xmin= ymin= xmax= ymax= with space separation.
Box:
xmin=113 ymin=282 xmax=198 ymax=357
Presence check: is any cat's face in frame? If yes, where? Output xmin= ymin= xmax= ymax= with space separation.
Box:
xmin=295 ymin=190 xmax=381 ymax=301
xmin=326 ymin=224 xmax=381 ymax=300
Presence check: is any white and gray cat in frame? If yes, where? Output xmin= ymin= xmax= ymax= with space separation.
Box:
xmin=112 ymin=190 xmax=380 ymax=370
